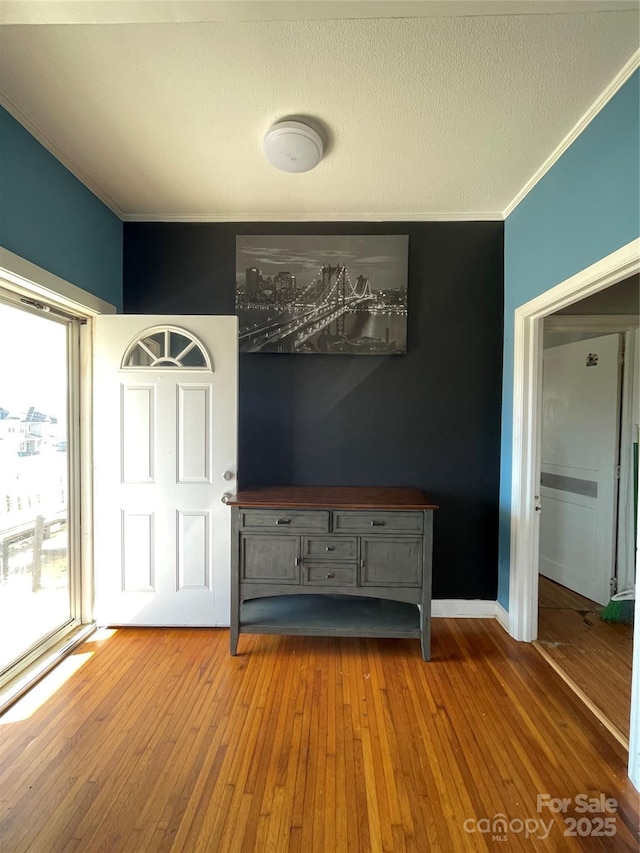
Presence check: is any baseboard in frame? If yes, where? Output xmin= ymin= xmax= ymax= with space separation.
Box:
xmin=495 ymin=602 xmax=510 ymax=632
xmin=431 ymin=599 xmax=497 ymax=618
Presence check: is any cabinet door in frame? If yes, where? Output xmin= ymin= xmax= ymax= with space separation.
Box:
xmin=240 ymin=535 xmax=300 ymax=583
xmin=360 ymin=537 xmax=422 ymax=586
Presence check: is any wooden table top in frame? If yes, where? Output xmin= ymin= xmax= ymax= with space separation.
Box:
xmin=227 ymin=486 xmax=438 ymax=510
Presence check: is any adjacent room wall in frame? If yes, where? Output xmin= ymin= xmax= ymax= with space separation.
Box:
xmin=498 ymin=70 xmax=640 ymax=609
xmin=124 ymin=221 xmax=504 ymax=600
xmin=0 ymin=107 xmax=123 ymax=308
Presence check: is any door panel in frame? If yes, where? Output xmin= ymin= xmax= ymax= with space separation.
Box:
xmin=360 ymin=537 xmax=422 ymax=586
xmin=240 ymin=535 xmax=301 ymax=583
xmin=121 ymin=384 xmax=155 ymax=482
xmin=177 ymin=510 xmax=210 ymax=590
xmin=93 ymin=315 xmax=237 ymax=626
xmin=177 ymin=385 xmax=212 ymax=483
xmin=539 ymin=333 xmax=622 ymax=605
xmin=122 ymin=511 xmax=154 ymax=591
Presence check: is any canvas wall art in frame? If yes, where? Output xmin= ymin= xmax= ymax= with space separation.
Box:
xmin=236 ymin=235 xmax=408 ymax=354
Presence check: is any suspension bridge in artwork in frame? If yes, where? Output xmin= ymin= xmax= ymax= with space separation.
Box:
xmin=239 ymin=263 xmax=377 ymax=352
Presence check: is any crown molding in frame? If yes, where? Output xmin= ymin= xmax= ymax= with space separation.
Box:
xmin=503 ymin=47 xmax=640 ymax=219
xmin=0 ymin=93 xmax=126 ymax=220
xmin=122 ymin=211 xmax=504 ymax=223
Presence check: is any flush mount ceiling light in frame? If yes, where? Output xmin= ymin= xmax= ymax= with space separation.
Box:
xmin=263 ymin=120 xmax=324 ymax=173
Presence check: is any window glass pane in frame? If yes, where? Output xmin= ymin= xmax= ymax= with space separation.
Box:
xmin=145 ymin=333 xmax=164 ymax=355
xmin=126 ymin=344 xmax=154 ymax=367
xmin=169 ymin=332 xmax=191 ymax=358
xmin=0 ymin=303 xmax=72 ymax=674
xmin=180 ymin=347 xmax=206 ymax=367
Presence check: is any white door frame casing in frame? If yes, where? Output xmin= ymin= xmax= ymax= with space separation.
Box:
xmin=508 ymin=237 xmax=640 ymax=787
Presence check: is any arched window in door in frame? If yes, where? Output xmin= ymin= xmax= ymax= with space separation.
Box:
xmin=121 ymin=326 xmax=212 ymax=370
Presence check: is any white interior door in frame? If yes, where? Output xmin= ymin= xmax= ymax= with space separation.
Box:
xmin=93 ymin=316 xmax=238 ymax=626
xmin=539 ymin=333 xmax=622 ymax=605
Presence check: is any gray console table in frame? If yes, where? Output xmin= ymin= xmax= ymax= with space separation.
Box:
xmin=228 ymin=487 xmax=437 ymax=660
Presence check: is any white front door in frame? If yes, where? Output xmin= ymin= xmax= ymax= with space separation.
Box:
xmin=539 ymin=333 xmax=622 ymax=605
xmin=93 ymin=316 xmax=238 ymax=626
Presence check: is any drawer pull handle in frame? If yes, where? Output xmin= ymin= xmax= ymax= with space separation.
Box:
xmin=371 ymin=520 xmax=386 ymax=526
xmin=326 ymin=572 xmax=335 ymax=579
xmin=295 ymin=557 xmax=301 ymax=566
xmin=325 ymin=546 xmax=335 ymax=551
xmin=277 ymin=518 xmax=292 ymax=525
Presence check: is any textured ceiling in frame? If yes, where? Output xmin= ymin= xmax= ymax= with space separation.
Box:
xmin=0 ymin=2 xmax=638 ymax=220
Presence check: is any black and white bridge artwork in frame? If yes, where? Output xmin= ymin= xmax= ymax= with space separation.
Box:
xmin=235 ymin=235 xmax=408 ymax=355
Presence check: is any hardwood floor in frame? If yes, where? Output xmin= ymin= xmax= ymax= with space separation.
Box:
xmin=537 ymin=576 xmax=633 ymax=742
xmin=0 ymin=621 xmax=638 ymax=852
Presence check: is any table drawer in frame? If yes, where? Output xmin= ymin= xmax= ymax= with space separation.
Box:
xmin=303 ymin=536 xmax=357 ymax=560
xmin=239 ymin=510 xmax=329 ymax=533
xmin=333 ymin=511 xmax=423 ymax=534
xmin=303 ymin=564 xmax=357 ymax=586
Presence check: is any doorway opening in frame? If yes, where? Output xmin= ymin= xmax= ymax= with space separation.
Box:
xmin=535 ymin=278 xmax=638 ymax=745
xmin=508 ymin=238 xmax=640 ymax=785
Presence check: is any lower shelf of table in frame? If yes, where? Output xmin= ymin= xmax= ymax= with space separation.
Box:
xmin=238 ymin=593 xmax=422 ymax=639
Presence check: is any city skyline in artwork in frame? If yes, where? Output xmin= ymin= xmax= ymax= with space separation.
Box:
xmin=235 ymin=235 xmax=408 ymax=355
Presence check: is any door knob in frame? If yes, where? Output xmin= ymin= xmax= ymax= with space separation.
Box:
xmin=221 ymin=492 xmax=232 ymax=504
xmin=222 ymin=471 xmax=234 ymax=481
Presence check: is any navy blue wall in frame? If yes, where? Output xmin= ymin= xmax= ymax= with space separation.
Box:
xmin=124 ymin=221 xmax=504 ymax=600
xmin=0 ymin=108 xmax=122 ymax=308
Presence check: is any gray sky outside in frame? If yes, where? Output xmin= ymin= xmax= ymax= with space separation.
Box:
xmin=236 ymin=235 xmax=408 ymax=292
xmin=0 ymin=303 xmax=67 ymax=422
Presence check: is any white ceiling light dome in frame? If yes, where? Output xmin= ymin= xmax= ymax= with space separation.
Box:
xmin=263 ymin=120 xmax=324 ymax=173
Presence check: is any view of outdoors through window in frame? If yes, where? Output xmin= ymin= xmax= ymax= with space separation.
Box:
xmin=0 ymin=301 xmax=71 ymax=673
